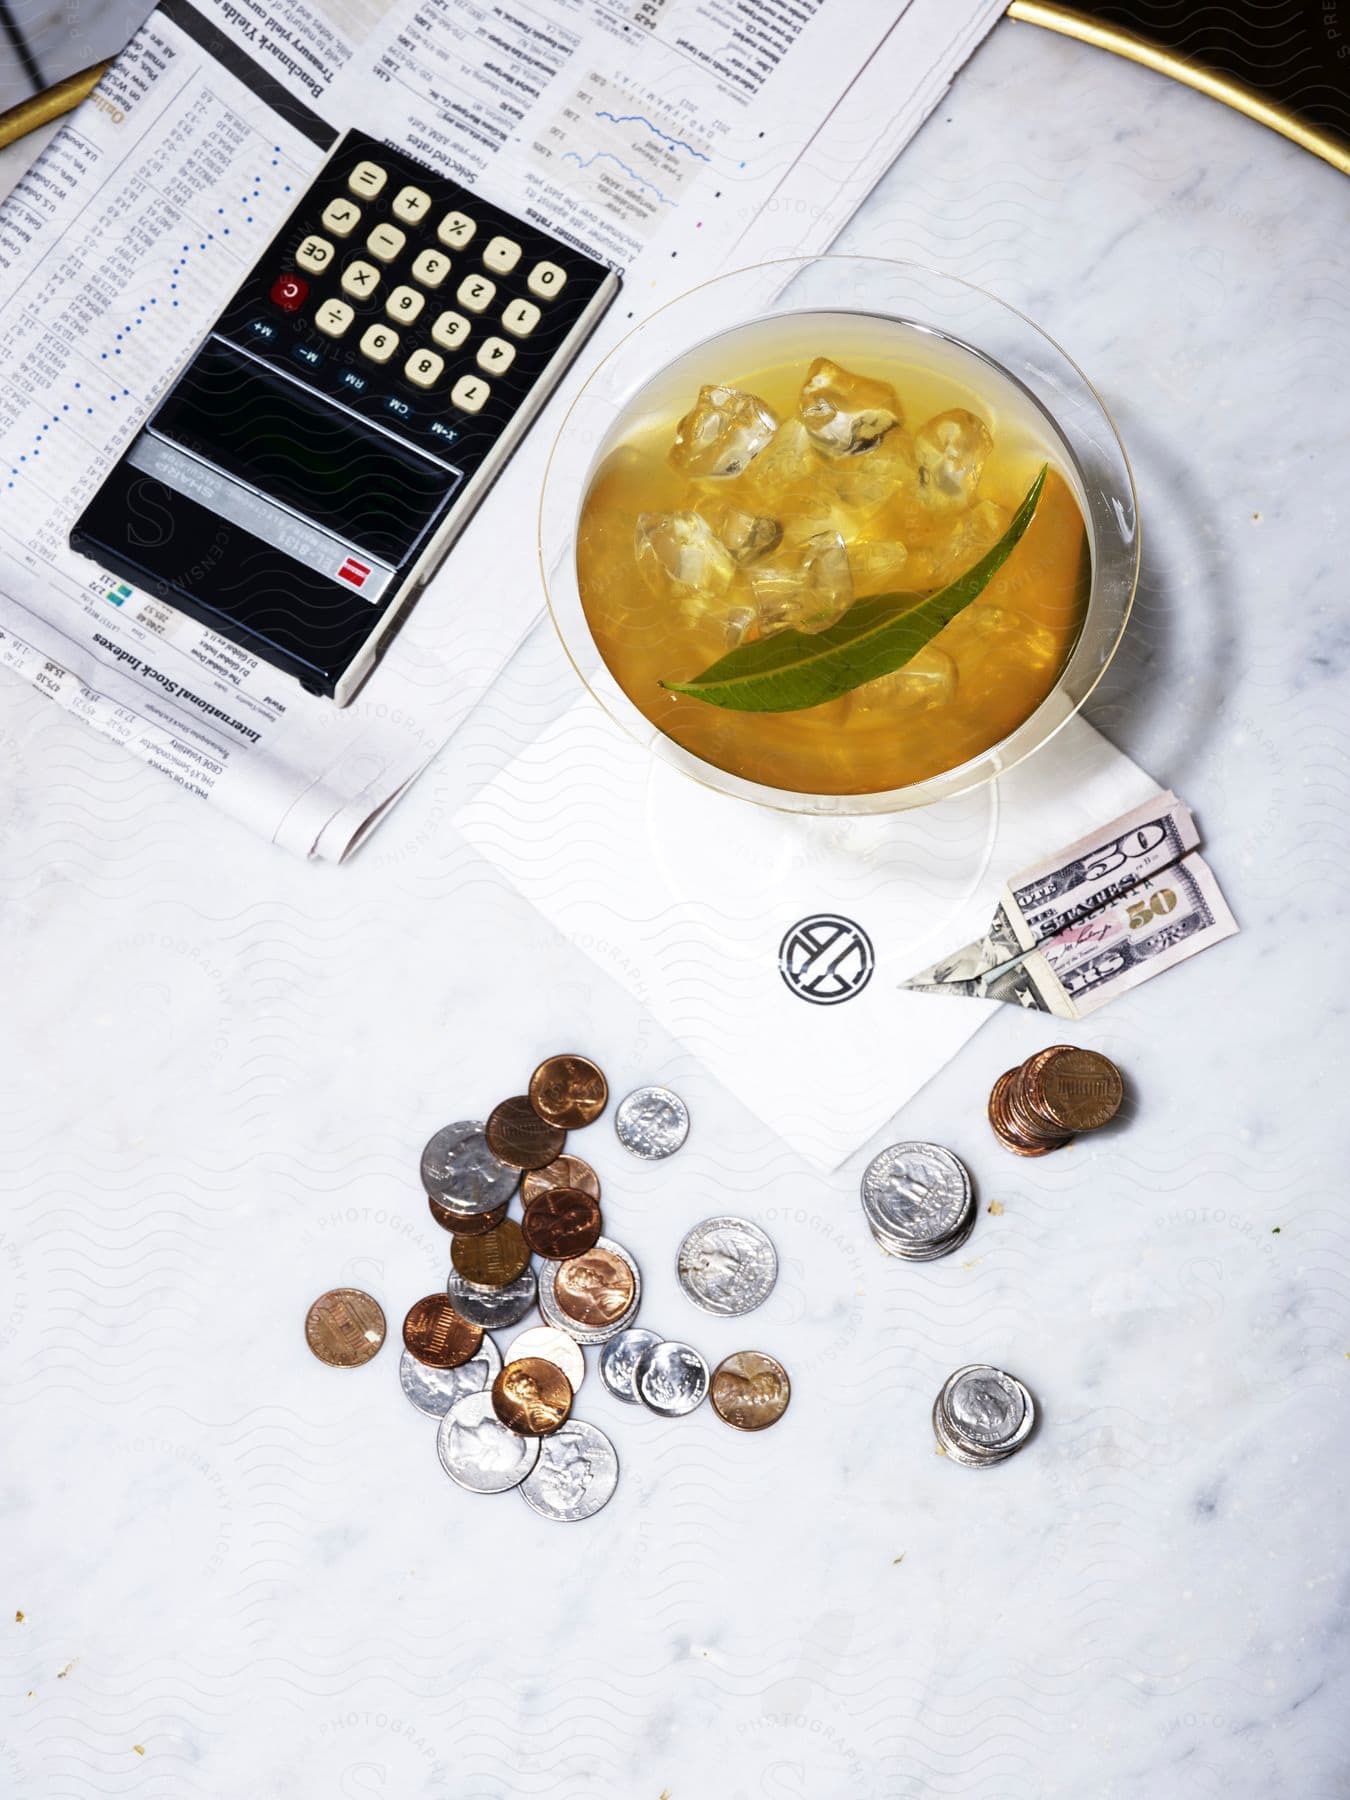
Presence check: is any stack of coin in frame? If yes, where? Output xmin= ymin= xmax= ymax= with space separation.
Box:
xmin=933 ymin=1364 xmax=1036 ymax=1466
xmin=859 ymin=1142 xmax=977 ymax=1261
xmin=988 ymin=1046 xmax=1124 ymax=1156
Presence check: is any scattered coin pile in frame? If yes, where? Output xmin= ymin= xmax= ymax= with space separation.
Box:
xmin=859 ymin=1141 xmax=976 ymax=1261
xmin=988 ymin=1045 xmax=1125 ymax=1156
xmin=932 ymin=1365 xmax=1035 ymax=1467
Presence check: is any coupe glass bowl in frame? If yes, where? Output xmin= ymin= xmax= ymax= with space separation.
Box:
xmin=539 ymin=258 xmax=1138 ymax=814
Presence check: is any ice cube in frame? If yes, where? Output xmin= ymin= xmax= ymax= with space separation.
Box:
xmin=823 ymin=428 xmax=919 ymax=524
xmin=798 ymin=357 xmax=901 ymax=456
xmin=943 ymin=603 xmax=1058 ymax=674
xmin=914 ymin=409 xmax=993 ymax=509
xmin=905 ymin=499 xmax=1011 ymax=590
xmin=849 ymin=538 xmax=911 ymax=596
xmin=735 ymin=418 xmax=822 ymax=508
xmin=721 ymin=601 xmax=757 ymax=649
xmin=747 ymin=529 xmax=853 ymax=636
xmin=700 ymin=498 xmax=782 ymax=564
xmin=669 ymin=384 xmax=780 ymax=479
xmin=635 ymin=510 xmax=736 ymax=595
xmin=850 ymin=646 xmax=957 ymax=716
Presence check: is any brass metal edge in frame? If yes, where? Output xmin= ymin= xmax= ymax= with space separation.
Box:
xmin=0 ymin=60 xmax=108 ymax=151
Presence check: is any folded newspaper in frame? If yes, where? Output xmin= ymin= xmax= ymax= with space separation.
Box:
xmin=0 ymin=0 xmax=1001 ymax=858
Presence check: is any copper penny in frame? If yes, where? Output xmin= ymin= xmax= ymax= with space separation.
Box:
xmin=528 ymin=1054 xmax=609 ymax=1130
xmin=485 ymin=1095 xmax=567 ymax=1171
xmin=1028 ymin=1047 xmax=1124 ymax=1133
xmin=305 ymin=1288 xmax=386 ymax=1368
xmin=1005 ymin=1068 xmax=1072 ymax=1146
xmin=988 ymin=1070 xmax=1059 ymax=1157
xmin=402 ymin=1294 xmax=484 ymax=1368
xmin=491 ymin=1356 xmax=573 ymax=1437
xmin=522 ymin=1188 xmax=603 ymax=1259
xmin=451 ymin=1217 xmax=532 ymax=1288
xmin=710 ymin=1351 xmax=791 ymax=1432
xmin=553 ymin=1246 xmax=636 ymax=1328
xmin=522 ymin=1155 xmax=601 ymax=1206
xmin=428 ymin=1195 xmax=508 ymax=1237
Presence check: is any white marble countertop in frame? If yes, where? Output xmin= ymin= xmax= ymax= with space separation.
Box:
xmin=3 ymin=18 xmax=1348 ymax=1799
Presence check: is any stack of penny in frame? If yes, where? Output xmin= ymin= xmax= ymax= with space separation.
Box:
xmin=988 ymin=1045 xmax=1125 ymax=1155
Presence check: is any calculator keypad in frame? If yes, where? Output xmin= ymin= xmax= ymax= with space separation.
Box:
xmin=392 ymin=185 xmax=431 ymax=225
xmin=367 ymin=222 xmax=406 ymax=263
xmin=315 ymin=297 xmax=354 ymax=337
xmin=341 ymin=260 xmax=380 ymax=299
xmin=386 ymin=284 xmax=425 ymax=325
xmin=431 ymin=311 xmax=471 ymax=351
xmin=349 ymin=160 xmax=387 ymax=198
xmin=457 ymin=274 xmax=495 ymax=314
xmin=296 ymin=235 xmax=334 ymax=274
xmin=322 ymin=198 xmax=362 ymax=237
xmin=437 ymin=211 xmax=476 ymax=249
xmin=411 ymin=249 xmax=451 ymax=289
xmin=360 ymin=323 xmax=399 ymax=363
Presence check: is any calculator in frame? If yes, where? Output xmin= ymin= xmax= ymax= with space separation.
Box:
xmin=70 ymin=129 xmax=620 ymax=704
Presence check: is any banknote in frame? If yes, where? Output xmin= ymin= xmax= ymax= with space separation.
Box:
xmin=902 ymin=794 xmax=1238 ymax=1019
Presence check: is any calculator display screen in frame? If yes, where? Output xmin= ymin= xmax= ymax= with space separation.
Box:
xmin=150 ymin=339 xmax=458 ymax=565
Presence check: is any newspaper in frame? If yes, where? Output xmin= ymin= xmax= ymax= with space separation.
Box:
xmin=0 ymin=0 xmax=1001 ymax=858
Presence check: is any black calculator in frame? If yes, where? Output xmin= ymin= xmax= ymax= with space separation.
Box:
xmin=70 ymin=130 xmax=620 ymax=704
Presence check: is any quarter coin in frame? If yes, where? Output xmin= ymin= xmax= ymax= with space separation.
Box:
xmin=710 ymin=1351 xmax=791 ymax=1432
xmin=451 ymin=1217 xmax=532 ymax=1289
xmin=485 ymin=1095 xmax=568 ymax=1170
xmin=614 ymin=1086 xmax=689 ymax=1159
xmin=398 ymin=1336 xmax=501 ymax=1418
xmin=676 ymin=1216 xmax=778 ymax=1317
xmin=522 ymin=1154 xmax=601 ymax=1205
xmin=492 ymin=1356 xmax=574 ymax=1437
xmin=598 ymin=1327 xmax=662 ymax=1404
xmin=521 ymin=1187 xmax=602 ymax=1259
xmin=519 ymin=1420 xmax=619 ymax=1522
xmin=447 ymin=1264 xmax=538 ymax=1330
xmin=528 ymin=1054 xmax=609 ymax=1129
xmin=505 ymin=1325 xmax=586 ymax=1394
xmin=305 ymin=1288 xmax=386 ymax=1368
xmin=437 ymin=1390 xmax=539 ymax=1493
xmin=402 ymin=1293 xmax=484 ymax=1369
xmin=635 ymin=1340 xmax=709 ymax=1416
xmin=860 ymin=1143 xmax=971 ymax=1249
xmin=420 ymin=1121 xmax=518 ymax=1214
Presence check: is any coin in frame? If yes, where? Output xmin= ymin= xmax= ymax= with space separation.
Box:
xmin=451 ymin=1217 xmax=532 ymax=1288
xmin=521 ymin=1187 xmax=603 ymax=1259
xmin=538 ymin=1238 xmax=642 ymax=1345
xmin=492 ymin=1356 xmax=574 ymax=1437
xmin=599 ymin=1327 xmax=662 ymax=1405
xmin=860 ymin=1143 xmax=972 ymax=1249
xmin=399 ymin=1336 xmax=501 ymax=1417
xmin=505 ymin=1325 xmax=586 ymax=1394
xmin=554 ymin=1243 xmax=636 ymax=1327
xmin=421 ymin=1121 xmax=519 ymax=1214
xmin=933 ymin=1364 xmax=1036 ymax=1467
xmin=614 ymin=1085 xmax=689 ymax=1159
xmin=522 ymin=1154 xmax=601 ymax=1205
xmin=987 ymin=1070 xmax=1060 ymax=1157
xmin=676 ymin=1216 xmax=777 ymax=1317
xmin=1028 ymin=1047 xmax=1124 ymax=1133
xmin=528 ymin=1054 xmax=609 ymax=1129
xmin=437 ymin=1390 xmax=539 ymax=1493
xmin=402 ymin=1293 xmax=484 ymax=1369
xmin=635 ymin=1340 xmax=709 ymax=1416
xmin=429 ymin=1195 xmax=508 ymax=1236
xmin=485 ymin=1095 xmax=568 ymax=1170
xmin=305 ymin=1288 xmax=386 ymax=1368
xmin=447 ymin=1264 xmax=538 ymax=1330
xmin=519 ymin=1420 xmax=619 ymax=1522
xmin=710 ymin=1351 xmax=791 ymax=1432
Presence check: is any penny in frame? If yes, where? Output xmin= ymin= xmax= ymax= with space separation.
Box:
xmin=528 ymin=1054 xmax=609 ymax=1129
xmin=492 ymin=1356 xmax=573 ymax=1437
xmin=451 ymin=1217 xmax=532 ymax=1289
xmin=305 ymin=1288 xmax=386 ymax=1368
xmin=553 ymin=1243 xmax=636 ymax=1328
xmin=420 ymin=1120 xmax=518 ymax=1215
xmin=988 ymin=1071 xmax=1058 ymax=1158
xmin=485 ymin=1095 xmax=567 ymax=1171
xmin=538 ymin=1238 xmax=641 ymax=1345
xmin=710 ymin=1351 xmax=792 ymax=1432
xmin=505 ymin=1325 xmax=586 ymax=1394
xmin=599 ymin=1327 xmax=663 ymax=1405
xmin=437 ymin=1390 xmax=539 ymax=1493
xmin=1004 ymin=1062 xmax=1073 ymax=1145
xmin=676 ymin=1216 xmax=778 ymax=1317
xmin=635 ymin=1340 xmax=709 ymax=1417
xmin=399 ymin=1336 xmax=501 ymax=1418
xmin=522 ymin=1154 xmax=601 ymax=1206
xmin=521 ymin=1187 xmax=603 ymax=1259
xmin=402 ymin=1293 xmax=484 ymax=1369
xmin=447 ymin=1264 xmax=538 ymax=1330
xmin=1028 ymin=1047 xmax=1124 ymax=1133
xmin=428 ymin=1195 xmax=508 ymax=1236
xmin=519 ymin=1420 xmax=619 ymax=1522
xmin=614 ymin=1085 xmax=689 ymax=1159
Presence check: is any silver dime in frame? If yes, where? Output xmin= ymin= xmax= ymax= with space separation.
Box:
xmin=446 ymin=1263 xmax=538 ymax=1330
xmin=436 ymin=1390 xmax=539 ymax=1493
xmin=614 ymin=1086 xmax=690 ymax=1159
xmin=421 ymin=1120 xmax=519 ymax=1215
xmin=635 ymin=1340 xmax=709 ymax=1416
xmin=399 ymin=1335 xmax=501 ymax=1418
xmin=861 ymin=1142 xmax=972 ymax=1253
xmin=599 ymin=1327 xmax=663 ymax=1405
xmin=505 ymin=1324 xmax=586 ymax=1394
xmin=934 ymin=1365 xmax=1036 ymax=1466
xmin=519 ymin=1420 xmax=619 ymax=1522
xmin=537 ymin=1237 xmax=642 ymax=1345
xmin=676 ymin=1216 xmax=778 ymax=1317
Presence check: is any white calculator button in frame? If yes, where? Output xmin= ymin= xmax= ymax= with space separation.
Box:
xmin=405 ymin=348 xmax=445 ymax=390
xmin=451 ymin=374 xmax=490 ymax=414
xmin=437 ymin=210 xmax=477 ymax=249
xmin=411 ymin=249 xmax=451 ymax=290
xmin=340 ymin=259 xmax=381 ymax=298
xmin=527 ymin=260 xmax=567 ymax=299
xmin=456 ymin=274 xmax=496 ymax=314
xmin=391 ymin=185 xmax=431 ymax=225
xmin=501 ymin=297 xmax=541 ymax=337
xmin=366 ymin=222 xmax=406 ymax=263
xmin=359 ymin=323 xmax=400 ymax=363
xmin=321 ymin=198 xmax=361 ymax=238
xmin=482 ymin=234 xmax=521 ymax=274
xmin=431 ymin=310 xmax=471 ymax=351
xmin=385 ymin=283 xmax=425 ymax=324
xmin=475 ymin=334 xmax=515 ymax=374
xmin=349 ymin=160 xmax=387 ymax=198
xmin=314 ymin=297 xmax=354 ymax=338
xmin=295 ymin=234 xmax=334 ymax=273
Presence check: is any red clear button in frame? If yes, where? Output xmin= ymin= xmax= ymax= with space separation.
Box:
xmin=270 ymin=273 xmax=309 ymax=311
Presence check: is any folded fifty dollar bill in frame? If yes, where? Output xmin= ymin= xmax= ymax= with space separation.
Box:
xmin=902 ymin=792 xmax=1238 ymax=1018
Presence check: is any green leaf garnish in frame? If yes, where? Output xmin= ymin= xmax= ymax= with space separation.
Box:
xmin=659 ymin=463 xmax=1047 ymax=713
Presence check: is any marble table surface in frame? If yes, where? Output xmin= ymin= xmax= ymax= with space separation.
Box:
xmin=3 ymin=17 xmax=1348 ymax=1799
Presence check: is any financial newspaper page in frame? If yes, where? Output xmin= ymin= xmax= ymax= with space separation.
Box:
xmin=0 ymin=0 xmax=1000 ymax=857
